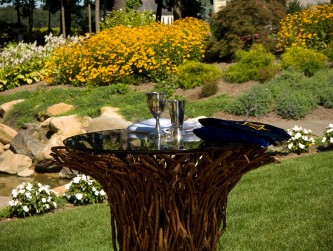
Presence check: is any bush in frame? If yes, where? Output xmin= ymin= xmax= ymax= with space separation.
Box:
xmin=276 ymin=90 xmax=317 ymax=119
xmin=278 ymin=4 xmax=333 ymax=50
xmin=175 ymin=61 xmax=222 ymax=89
xmin=280 ymin=47 xmax=327 ymax=76
xmin=199 ymin=81 xmax=218 ymax=98
xmin=223 ymin=44 xmax=279 ymax=83
xmin=225 ymin=84 xmax=274 ymax=117
xmin=206 ymin=0 xmax=286 ymax=60
xmin=45 ymin=18 xmax=210 ymax=86
xmin=100 ymin=9 xmax=155 ymax=29
xmin=0 ymin=34 xmax=81 ymax=92
xmin=322 ymin=41 xmax=333 ymax=62
xmin=8 ymin=182 xmax=58 ymax=218
xmin=285 ymin=125 xmax=315 ymax=154
xmin=63 ymin=174 xmax=106 ymax=206
xmin=321 ymin=123 xmax=333 ymax=147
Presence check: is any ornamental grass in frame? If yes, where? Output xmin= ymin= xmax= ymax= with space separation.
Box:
xmin=45 ymin=17 xmax=210 ymax=87
xmin=277 ymin=3 xmax=333 ymax=50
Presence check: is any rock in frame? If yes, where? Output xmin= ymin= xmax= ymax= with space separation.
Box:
xmin=0 ymin=99 xmax=25 ymax=118
xmin=42 ymin=115 xmax=88 ymax=137
xmin=46 ymin=103 xmax=75 ymax=116
xmin=85 ymin=107 xmax=131 ymax=132
xmin=3 ymin=144 xmax=10 ymax=150
xmin=35 ymin=159 xmax=62 ymax=173
xmin=59 ymin=167 xmax=79 ymax=179
xmin=0 ymin=142 xmax=4 ymax=153
xmin=10 ymin=123 xmax=45 ymax=159
xmin=0 ymin=123 xmax=17 ymax=145
xmin=0 ymin=150 xmax=33 ymax=176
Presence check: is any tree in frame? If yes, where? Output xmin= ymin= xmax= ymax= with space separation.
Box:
xmin=206 ymin=0 xmax=287 ymax=61
xmin=0 ymin=0 xmax=22 ymax=24
xmin=41 ymin=0 xmax=60 ymax=32
xmin=95 ymin=0 xmax=100 ymax=33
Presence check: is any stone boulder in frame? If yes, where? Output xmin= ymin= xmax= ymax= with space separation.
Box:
xmin=0 ymin=99 xmax=25 ymax=118
xmin=46 ymin=103 xmax=74 ymax=116
xmin=10 ymin=123 xmax=45 ymax=159
xmin=85 ymin=106 xmax=131 ymax=132
xmin=0 ymin=123 xmax=17 ymax=145
xmin=0 ymin=150 xmax=34 ymax=177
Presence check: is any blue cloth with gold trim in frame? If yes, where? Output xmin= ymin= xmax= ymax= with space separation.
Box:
xmin=193 ymin=118 xmax=291 ymax=147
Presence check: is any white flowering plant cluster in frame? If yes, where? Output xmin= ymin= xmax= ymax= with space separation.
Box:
xmin=0 ymin=33 xmax=83 ymax=91
xmin=8 ymin=182 xmax=58 ymax=218
xmin=63 ymin=174 xmax=106 ymax=206
xmin=322 ymin=123 xmax=333 ymax=146
xmin=285 ymin=125 xmax=315 ymax=154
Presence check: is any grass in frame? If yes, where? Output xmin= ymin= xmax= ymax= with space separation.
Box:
xmin=1 ymin=151 xmax=332 ymax=250
xmin=0 ymin=84 xmax=231 ymax=129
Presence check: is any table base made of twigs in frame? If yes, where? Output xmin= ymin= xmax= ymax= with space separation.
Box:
xmin=51 ymin=145 xmax=275 ymax=251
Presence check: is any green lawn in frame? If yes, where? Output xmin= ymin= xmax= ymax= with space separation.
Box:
xmin=1 ymin=151 xmax=332 ymax=251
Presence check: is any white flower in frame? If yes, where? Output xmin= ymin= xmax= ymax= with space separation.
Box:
xmin=100 ymin=190 xmax=106 ymax=196
xmin=294 ymin=132 xmax=302 ymax=139
xmin=288 ymin=143 xmax=293 ymax=149
xmin=25 ymin=192 xmax=32 ymax=199
xmin=23 ymin=206 xmax=29 ymax=212
xmin=330 ymin=138 xmax=333 ymax=143
xmin=75 ymin=193 xmax=83 ymax=200
xmin=42 ymin=198 xmax=47 ymax=203
xmin=12 ymin=189 xmax=18 ymax=198
xmin=53 ymin=202 xmax=57 ymax=208
xmin=298 ymin=143 xmax=305 ymax=149
xmin=73 ymin=177 xmax=81 ymax=184
xmin=26 ymin=183 xmax=33 ymax=191
xmin=65 ymin=183 xmax=71 ymax=190
xmin=322 ymin=137 xmax=327 ymax=143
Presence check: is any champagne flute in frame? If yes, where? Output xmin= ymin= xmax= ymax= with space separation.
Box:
xmin=146 ymin=92 xmax=167 ymax=138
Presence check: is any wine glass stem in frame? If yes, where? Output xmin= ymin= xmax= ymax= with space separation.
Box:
xmin=156 ymin=117 xmax=161 ymax=134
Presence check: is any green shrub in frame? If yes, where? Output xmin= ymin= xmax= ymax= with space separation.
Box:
xmin=63 ymin=174 xmax=106 ymax=206
xmin=199 ymin=81 xmax=218 ymax=98
xmin=281 ymin=47 xmax=327 ymax=76
xmin=223 ymin=44 xmax=279 ymax=83
xmin=100 ymin=9 xmax=155 ymax=29
xmin=276 ymin=90 xmax=317 ymax=119
xmin=206 ymin=0 xmax=286 ymax=60
xmin=225 ymin=84 xmax=274 ymax=116
xmin=322 ymin=41 xmax=333 ymax=62
xmin=175 ymin=61 xmax=222 ymax=89
xmin=8 ymin=182 xmax=58 ymax=218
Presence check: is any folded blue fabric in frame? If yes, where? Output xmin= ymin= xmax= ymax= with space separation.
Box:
xmin=193 ymin=126 xmax=270 ymax=147
xmin=193 ymin=118 xmax=291 ymax=147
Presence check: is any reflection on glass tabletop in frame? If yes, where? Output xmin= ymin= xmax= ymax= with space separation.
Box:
xmin=63 ymin=129 xmax=242 ymax=153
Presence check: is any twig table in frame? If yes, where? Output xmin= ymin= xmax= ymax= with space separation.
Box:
xmin=51 ymin=129 xmax=275 ymax=251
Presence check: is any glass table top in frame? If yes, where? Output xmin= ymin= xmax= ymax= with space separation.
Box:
xmin=63 ymin=129 xmax=242 ymax=154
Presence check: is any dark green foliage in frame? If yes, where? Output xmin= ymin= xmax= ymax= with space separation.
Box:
xmin=225 ymin=84 xmax=275 ymax=116
xmin=286 ymin=0 xmax=303 ymax=14
xmin=276 ymin=91 xmax=317 ymax=119
xmin=281 ymin=47 xmax=327 ymax=77
xmin=199 ymin=81 xmax=218 ymax=98
xmin=225 ymin=68 xmax=333 ymax=119
xmin=206 ymin=0 xmax=286 ymax=61
xmin=322 ymin=41 xmax=333 ymax=62
xmin=223 ymin=44 xmax=279 ymax=83
xmin=175 ymin=61 xmax=222 ymax=89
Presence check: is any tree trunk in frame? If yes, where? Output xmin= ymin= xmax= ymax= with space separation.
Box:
xmin=28 ymin=0 xmax=34 ymax=42
xmin=15 ymin=0 xmax=21 ymax=25
xmin=61 ymin=0 xmax=66 ymax=38
xmin=88 ymin=1 xmax=92 ymax=34
xmin=155 ymin=0 xmax=162 ymax=22
xmin=173 ymin=0 xmax=182 ymax=20
xmin=95 ymin=0 xmax=100 ymax=33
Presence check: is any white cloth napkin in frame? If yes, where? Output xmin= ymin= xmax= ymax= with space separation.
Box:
xmin=127 ymin=117 xmax=205 ymax=140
